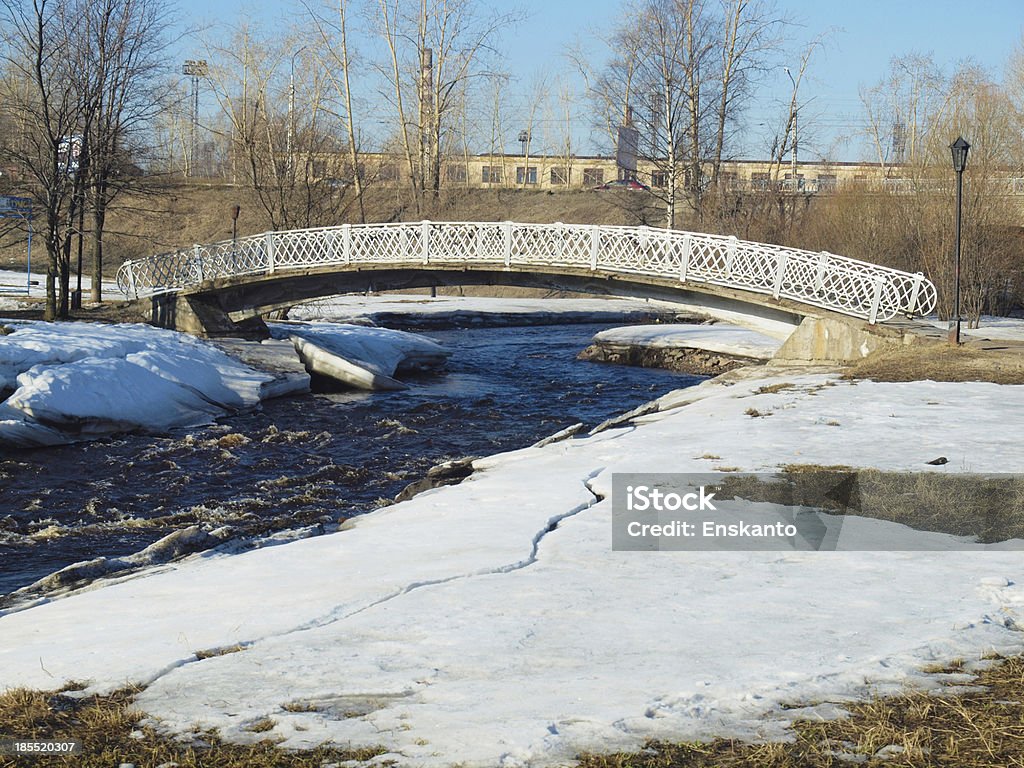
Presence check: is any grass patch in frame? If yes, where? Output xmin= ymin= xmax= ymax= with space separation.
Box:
xmin=194 ymin=644 xmax=248 ymax=661
xmin=0 ymin=684 xmax=385 ymax=767
xmin=845 ymin=344 xmax=1024 ymax=384
xmin=579 ymin=655 xmax=1024 ymax=768
xmin=755 ymin=382 xmax=796 ymax=395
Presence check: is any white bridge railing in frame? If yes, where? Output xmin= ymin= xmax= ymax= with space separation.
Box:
xmin=116 ymin=221 xmax=937 ymax=324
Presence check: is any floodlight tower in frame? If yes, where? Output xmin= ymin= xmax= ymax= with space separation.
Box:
xmin=181 ymin=59 xmax=209 ymax=177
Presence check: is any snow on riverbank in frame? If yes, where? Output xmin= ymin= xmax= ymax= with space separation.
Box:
xmin=288 ymin=295 xmax=685 ymax=324
xmin=0 ymin=322 xmax=307 ymax=447
xmin=926 ymin=315 xmax=1024 ymax=342
xmin=1 ymin=369 xmax=1022 ymax=766
xmin=590 ymin=323 xmax=783 ymax=360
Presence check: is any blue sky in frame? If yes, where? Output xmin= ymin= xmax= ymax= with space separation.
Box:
xmin=174 ymin=0 xmax=1023 ymax=160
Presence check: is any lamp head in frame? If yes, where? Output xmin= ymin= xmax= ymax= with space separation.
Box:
xmin=950 ymin=136 xmax=970 ymax=173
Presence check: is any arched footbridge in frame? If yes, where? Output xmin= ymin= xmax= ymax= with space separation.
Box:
xmin=116 ymin=221 xmax=937 ymax=344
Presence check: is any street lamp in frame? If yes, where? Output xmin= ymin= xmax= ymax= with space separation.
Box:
xmin=181 ymin=60 xmax=208 ymax=177
xmin=949 ymin=136 xmax=970 ymax=345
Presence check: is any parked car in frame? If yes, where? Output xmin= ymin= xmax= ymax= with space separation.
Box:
xmin=592 ymin=178 xmax=651 ymax=192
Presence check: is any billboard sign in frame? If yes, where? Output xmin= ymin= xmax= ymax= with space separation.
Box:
xmin=616 ymin=125 xmax=639 ymax=173
xmin=0 ymin=196 xmax=32 ymax=215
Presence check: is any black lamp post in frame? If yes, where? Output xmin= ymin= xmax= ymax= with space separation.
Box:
xmin=949 ymin=136 xmax=970 ymax=345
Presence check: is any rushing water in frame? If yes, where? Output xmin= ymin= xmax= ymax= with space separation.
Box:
xmin=0 ymin=323 xmax=702 ymax=598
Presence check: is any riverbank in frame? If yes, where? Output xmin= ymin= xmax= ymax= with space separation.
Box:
xmin=289 ymin=295 xmax=703 ymax=330
xmin=577 ymin=323 xmax=783 ymax=376
xmin=1 ymin=360 xmax=1021 ymax=766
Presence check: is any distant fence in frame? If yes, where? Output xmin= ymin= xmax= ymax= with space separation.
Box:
xmin=116 ymin=221 xmax=937 ymax=324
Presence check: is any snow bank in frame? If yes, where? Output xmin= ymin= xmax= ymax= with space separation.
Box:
xmin=269 ymin=321 xmax=450 ymax=390
xmin=591 ymin=323 xmax=783 ymax=360
xmin=288 ymin=295 xmax=685 ymax=324
xmin=1 ymin=371 xmax=1022 ymax=766
xmin=0 ymin=322 xmax=301 ymax=448
xmin=926 ymin=315 xmax=1024 ymax=342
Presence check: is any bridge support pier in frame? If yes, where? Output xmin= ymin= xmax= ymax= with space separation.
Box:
xmin=773 ymin=315 xmax=935 ymax=363
xmin=148 ymin=293 xmax=269 ymax=340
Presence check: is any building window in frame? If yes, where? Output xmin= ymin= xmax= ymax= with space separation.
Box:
xmin=583 ymin=167 xmax=604 ymax=186
xmin=311 ymin=160 xmax=327 ymax=178
xmin=378 ymin=163 xmax=398 ymax=181
xmin=817 ymin=174 xmax=837 ymax=192
xmin=751 ymin=172 xmax=771 ymax=191
xmin=719 ymin=171 xmax=737 ymax=190
xmin=550 ymin=167 xmax=569 ymax=186
xmin=482 ymin=165 xmax=502 ymax=184
xmin=516 ymin=166 xmax=538 ymax=184
xmin=445 ymin=163 xmax=468 ymax=183
xmin=650 ymin=170 xmax=668 ymax=188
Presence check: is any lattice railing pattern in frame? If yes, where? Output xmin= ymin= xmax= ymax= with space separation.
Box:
xmin=116 ymin=221 xmax=938 ymax=324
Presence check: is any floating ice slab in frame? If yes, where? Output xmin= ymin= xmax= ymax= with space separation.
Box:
xmin=270 ymin=321 xmax=450 ymax=390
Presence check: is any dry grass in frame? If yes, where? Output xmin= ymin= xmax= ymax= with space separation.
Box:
xmin=0 ymin=684 xmax=385 ymax=767
xmin=193 ymin=644 xmax=248 ymax=661
xmin=754 ymin=382 xmax=796 ymax=395
xmin=845 ymin=343 xmax=1024 ymax=384
xmin=579 ymin=656 xmax=1024 ymax=768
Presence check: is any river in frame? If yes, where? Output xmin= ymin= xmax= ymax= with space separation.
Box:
xmin=0 ymin=323 xmax=702 ymax=599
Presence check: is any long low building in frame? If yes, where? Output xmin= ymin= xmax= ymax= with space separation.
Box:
xmin=310 ymin=152 xmax=1024 ymax=196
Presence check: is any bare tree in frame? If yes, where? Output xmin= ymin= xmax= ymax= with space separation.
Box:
xmin=711 ymin=0 xmax=786 ymax=188
xmin=306 ymin=0 xmax=367 ymax=222
xmin=369 ymin=0 xmax=520 ymax=209
xmin=205 ymin=24 xmax=351 ymax=230
xmin=0 ymin=0 xmax=91 ymax=318
xmin=85 ymin=0 xmax=174 ymax=301
xmin=594 ymin=0 xmax=717 ymax=228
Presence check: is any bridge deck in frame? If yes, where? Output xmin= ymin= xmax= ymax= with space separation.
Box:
xmin=117 ymin=221 xmax=937 ymax=326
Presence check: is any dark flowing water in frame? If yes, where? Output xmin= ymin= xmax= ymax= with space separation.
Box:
xmin=0 ymin=323 xmax=702 ymax=598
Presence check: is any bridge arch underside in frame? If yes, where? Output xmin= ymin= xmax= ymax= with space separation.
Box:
xmin=150 ymin=263 xmax=824 ymax=339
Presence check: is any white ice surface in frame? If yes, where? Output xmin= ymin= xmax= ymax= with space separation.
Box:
xmin=1 ymin=373 xmax=1022 ymax=766
xmin=591 ymin=323 xmax=783 ymax=360
xmin=288 ymin=295 xmax=684 ymax=322
xmin=269 ymin=321 xmax=450 ymax=380
xmin=291 ymin=294 xmax=799 ymax=340
xmin=0 ymin=322 xmax=283 ymax=446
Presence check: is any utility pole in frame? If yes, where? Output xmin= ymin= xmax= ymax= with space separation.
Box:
xmin=181 ymin=60 xmax=208 ymax=177
xmin=784 ymin=67 xmax=799 ymax=187
xmin=288 ymin=47 xmax=307 ymax=182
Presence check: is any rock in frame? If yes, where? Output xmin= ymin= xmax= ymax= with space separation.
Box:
xmin=395 ymin=457 xmax=477 ymax=502
xmin=926 ymin=456 xmax=949 ymax=465
xmin=578 ymin=342 xmax=763 ymax=376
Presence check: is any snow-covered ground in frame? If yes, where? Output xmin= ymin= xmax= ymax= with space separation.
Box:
xmin=0 ymin=369 xmax=1021 ymax=766
xmin=590 ymin=323 xmax=783 ymax=360
xmin=926 ymin=315 xmax=1024 ymax=342
xmin=0 ymin=268 xmax=117 ymax=310
xmin=0 ymin=322 xmax=308 ymax=447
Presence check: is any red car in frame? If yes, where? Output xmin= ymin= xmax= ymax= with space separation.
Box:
xmin=592 ymin=179 xmax=651 ymax=192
